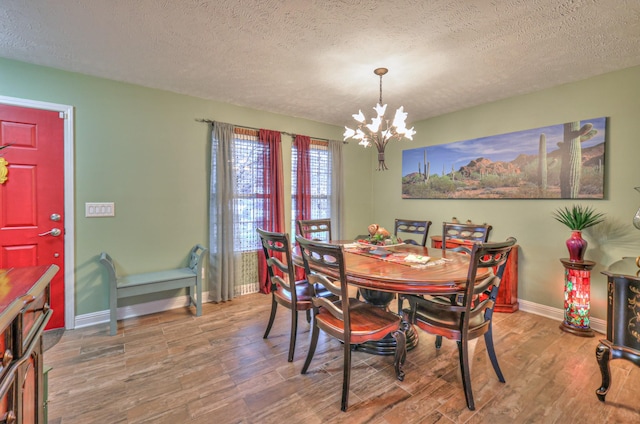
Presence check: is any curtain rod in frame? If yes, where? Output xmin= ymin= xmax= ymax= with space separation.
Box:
xmin=195 ymin=118 xmax=347 ymax=144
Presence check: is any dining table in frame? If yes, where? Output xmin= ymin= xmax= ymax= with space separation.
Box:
xmin=293 ymin=240 xmax=491 ymax=355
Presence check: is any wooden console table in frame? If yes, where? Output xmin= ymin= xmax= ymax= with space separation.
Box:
xmin=596 ymin=257 xmax=640 ymax=401
xmin=0 ymin=265 xmax=57 ymax=423
xmin=430 ymin=236 xmax=519 ymax=312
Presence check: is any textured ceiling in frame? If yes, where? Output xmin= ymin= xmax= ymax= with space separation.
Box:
xmin=1 ymin=0 xmax=639 ymax=128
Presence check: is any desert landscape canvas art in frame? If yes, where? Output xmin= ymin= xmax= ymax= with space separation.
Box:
xmin=402 ymin=117 xmax=606 ymax=199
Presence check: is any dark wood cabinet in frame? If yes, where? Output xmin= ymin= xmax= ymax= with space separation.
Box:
xmin=597 ymin=259 xmax=640 ymax=401
xmin=430 ymin=236 xmax=519 ymax=312
xmin=0 ymin=265 xmax=57 ymax=424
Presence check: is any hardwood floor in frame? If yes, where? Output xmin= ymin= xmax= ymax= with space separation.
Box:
xmin=44 ymin=293 xmax=640 ymax=423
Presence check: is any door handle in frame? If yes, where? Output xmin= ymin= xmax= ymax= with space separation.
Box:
xmin=38 ymin=228 xmax=61 ymax=237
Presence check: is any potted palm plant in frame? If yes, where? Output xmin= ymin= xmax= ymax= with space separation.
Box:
xmin=552 ymin=205 xmax=604 ymax=262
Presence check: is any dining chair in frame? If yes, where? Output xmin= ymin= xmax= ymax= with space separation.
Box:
xmin=441 ymin=221 xmax=492 ymax=254
xmin=296 ymin=218 xmax=332 ymax=242
xmin=393 ymin=218 xmax=432 ymax=312
xmin=432 ymin=222 xmax=494 ymax=341
xmin=394 ymin=218 xmax=432 ymax=246
xmin=257 ymin=227 xmax=315 ymax=362
xmin=402 ymin=237 xmax=517 ymax=410
xmin=296 ymin=235 xmax=406 ymax=412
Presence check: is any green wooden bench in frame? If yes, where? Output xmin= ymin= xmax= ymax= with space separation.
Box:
xmin=100 ymin=244 xmax=207 ymax=335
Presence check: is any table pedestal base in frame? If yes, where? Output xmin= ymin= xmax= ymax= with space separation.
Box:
xmin=356 ymin=289 xmax=419 ymax=355
xmin=355 ymin=322 xmax=419 ymax=355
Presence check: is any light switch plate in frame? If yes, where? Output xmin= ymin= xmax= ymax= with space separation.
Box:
xmin=85 ymin=202 xmax=115 ymax=217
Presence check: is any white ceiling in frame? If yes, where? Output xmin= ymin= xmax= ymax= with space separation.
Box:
xmin=1 ymin=0 xmax=639 ymax=128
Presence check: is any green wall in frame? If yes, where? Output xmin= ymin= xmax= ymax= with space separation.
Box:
xmin=370 ymin=65 xmax=640 ymax=319
xmin=0 ymin=57 xmax=373 ymax=317
xmin=2 ymin=56 xmax=639 ymax=322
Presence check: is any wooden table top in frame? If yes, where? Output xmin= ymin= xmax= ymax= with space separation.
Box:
xmin=294 ymin=241 xmax=489 ymax=295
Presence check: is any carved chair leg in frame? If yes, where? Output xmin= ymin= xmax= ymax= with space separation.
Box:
xmin=341 ymin=339 xmax=352 ymax=412
xmin=288 ymin=310 xmax=298 ymax=362
xmin=301 ymin=321 xmax=320 ymax=374
xmin=263 ymin=296 xmax=277 ymax=339
xmin=435 ymin=335 xmax=443 ymax=349
xmin=457 ymin=339 xmax=475 ymax=410
xmin=484 ymin=325 xmax=505 ymax=382
xmin=595 ymin=342 xmax=611 ymax=402
xmin=306 ymin=309 xmax=311 ymax=323
xmin=392 ymin=328 xmax=407 ymax=381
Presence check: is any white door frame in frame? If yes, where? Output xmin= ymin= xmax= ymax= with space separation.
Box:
xmin=0 ymin=95 xmax=75 ymax=330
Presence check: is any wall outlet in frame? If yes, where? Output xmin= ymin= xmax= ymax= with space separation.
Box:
xmin=85 ymin=202 xmax=115 ymax=217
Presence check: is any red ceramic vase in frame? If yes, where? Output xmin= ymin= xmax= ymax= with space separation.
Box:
xmin=566 ymin=230 xmax=587 ymax=262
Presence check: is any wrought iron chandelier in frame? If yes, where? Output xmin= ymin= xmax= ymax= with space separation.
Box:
xmin=343 ymin=68 xmax=415 ymax=171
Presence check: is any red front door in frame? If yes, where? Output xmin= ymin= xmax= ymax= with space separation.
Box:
xmin=0 ymin=104 xmax=65 ymax=329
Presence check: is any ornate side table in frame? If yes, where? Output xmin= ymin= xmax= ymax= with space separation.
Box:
xmin=559 ymin=259 xmax=595 ymax=337
xmin=596 ymin=257 xmax=640 ymax=401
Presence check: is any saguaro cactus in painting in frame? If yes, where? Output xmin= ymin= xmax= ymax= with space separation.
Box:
xmin=557 ymin=121 xmax=597 ymax=198
xmin=538 ymin=133 xmax=547 ymax=190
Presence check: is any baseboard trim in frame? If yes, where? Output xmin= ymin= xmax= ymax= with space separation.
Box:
xmin=518 ymin=299 xmax=605 ymax=335
xmin=74 ymin=291 xmax=211 ymax=329
xmin=74 ymin=295 xmax=605 ymax=336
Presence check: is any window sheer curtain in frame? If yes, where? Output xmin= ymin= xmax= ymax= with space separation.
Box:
xmin=209 ymin=122 xmax=236 ymax=302
xmin=329 ymin=140 xmax=344 ymax=239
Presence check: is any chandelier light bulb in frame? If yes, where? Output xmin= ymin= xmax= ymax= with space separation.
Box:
xmin=343 ymin=67 xmax=415 ymax=170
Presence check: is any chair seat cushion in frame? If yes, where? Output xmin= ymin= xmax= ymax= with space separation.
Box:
xmin=316 ymin=299 xmax=401 ymax=344
xmin=273 ymin=279 xmax=312 ymax=305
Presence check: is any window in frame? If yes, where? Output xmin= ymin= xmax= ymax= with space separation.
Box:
xmin=291 ymin=140 xmax=332 ymax=233
xmin=232 ymin=130 xmax=268 ymax=252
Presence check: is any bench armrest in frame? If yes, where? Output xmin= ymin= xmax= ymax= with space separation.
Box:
xmin=99 ymin=252 xmax=118 ymax=285
xmin=189 ymin=244 xmax=208 ymax=280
